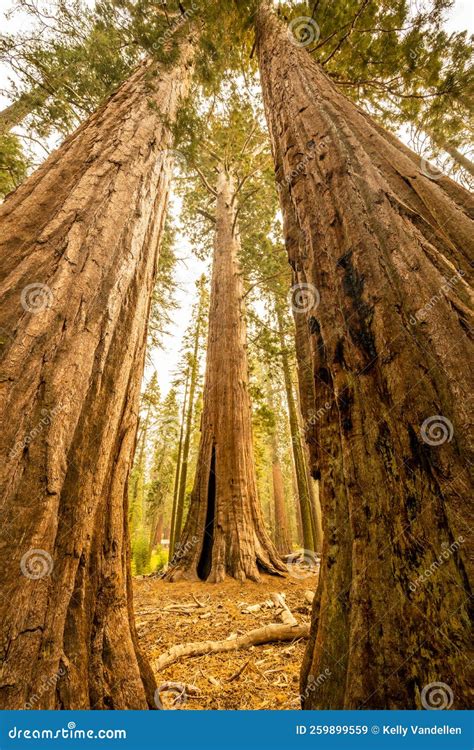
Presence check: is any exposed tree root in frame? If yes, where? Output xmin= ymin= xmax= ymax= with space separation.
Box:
xmin=154 ymin=622 xmax=309 ymax=672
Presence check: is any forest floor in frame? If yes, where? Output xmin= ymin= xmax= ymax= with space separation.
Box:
xmin=134 ymin=570 xmax=317 ymax=710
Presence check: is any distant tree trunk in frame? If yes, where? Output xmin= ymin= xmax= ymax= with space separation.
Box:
xmin=167 ymin=168 xmax=285 ymax=582
xmin=172 ymin=299 xmax=203 ymax=553
xmin=276 ymin=307 xmax=315 ymax=552
xmin=257 ymin=4 xmax=473 ymax=709
xmin=442 ymin=143 xmax=474 ymax=177
xmin=147 ymin=431 xmax=173 ymax=553
xmin=168 ymin=373 xmax=188 ymax=559
xmin=0 ymin=91 xmax=42 ymax=134
xmin=130 ymin=404 xmax=152 ymax=535
xmin=151 ymin=513 xmax=164 ymax=549
xmin=267 ymin=384 xmax=291 ymax=555
xmin=0 ymin=49 xmax=193 ymax=709
xmin=271 ymin=435 xmax=291 ymax=556
xmin=425 ymin=130 xmax=474 ymax=178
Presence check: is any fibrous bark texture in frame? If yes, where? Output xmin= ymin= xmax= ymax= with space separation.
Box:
xmin=167 ymin=169 xmax=285 ymax=582
xmin=0 ymin=50 xmax=192 ymax=709
xmin=257 ymin=4 xmax=473 ymax=709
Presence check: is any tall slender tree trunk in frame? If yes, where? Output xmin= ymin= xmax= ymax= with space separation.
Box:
xmin=276 ymin=307 xmax=315 ymax=552
xmin=425 ymin=130 xmax=474 ymax=178
xmin=168 ymin=373 xmax=188 ymax=559
xmin=172 ymin=303 xmax=203 ymax=553
xmin=150 ymin=512 xmax=164 ymax=549
xmin=267 ymin=384 xmax=291 ymax=555
xmin=130 ymin=404 xmax=152 ymax=535
xmin=167 ymin=168 xmax=285 ymax=582
xmin=0 ymin=49 xmax=193 ymax=709
xmin=257 ymin=3 xmax=473 ymax=709
xmin=271 ymin=434 xmax=291 ymax=556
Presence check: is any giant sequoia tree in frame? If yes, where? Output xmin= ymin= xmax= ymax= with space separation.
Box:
xmin=256 ymin=2 xmax=473 ymax=709
xmin=0 ymin=43 xmax=193 ymax=708
xmin=167 ymin=162 xmax=285 ymax=582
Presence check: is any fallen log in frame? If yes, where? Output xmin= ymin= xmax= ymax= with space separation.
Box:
xmin=154 ymin=622 xmax=309 ymax=672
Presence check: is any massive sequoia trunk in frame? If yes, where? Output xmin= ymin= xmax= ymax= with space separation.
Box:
xmin=167 ymin=168 xmax=285 ymax=582
xmin=0 ymin=50 xmax=193 ymax=709
xmin=256 ymin=4 xmax=473 ymax=709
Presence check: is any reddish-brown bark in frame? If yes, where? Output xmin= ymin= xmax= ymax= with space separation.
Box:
xmin=271 ymin=443 xmax=291 ymax=556
xmin=0 ymin=51 xmax=193 ymax=709
xmin=166 ymin=168 xmax=285 ymax=582
xmin=256 ymin=4 xmax=473 ymax=709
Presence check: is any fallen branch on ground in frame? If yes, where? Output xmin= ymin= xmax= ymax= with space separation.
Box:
xmin=154 ymin=621 xmax=309 ymax=672
xmin=270 ymin=592 xmax=298 ymax=626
